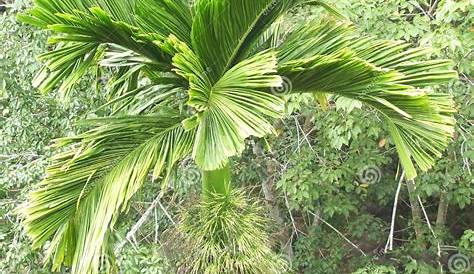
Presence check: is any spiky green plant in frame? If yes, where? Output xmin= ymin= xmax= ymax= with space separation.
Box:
xmin=17 ymin=0 xmax=457 ymax=273
xmin=169 ymin=189 xmax=287 ymax=274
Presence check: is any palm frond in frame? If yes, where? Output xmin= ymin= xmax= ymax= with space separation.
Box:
xmin=22 ymin=113 xmax=194 ymax=273
xmin=17 ymin=0 xmax=137 ymax=26
xmin=136 ymin=0 xmax=193 ymax=45
xmin=18 ymin=3 xmax=173 ymax=96
xmin=46 ymin=7 xmax=171 ymax=66
xmin=278 ymin=20 xmax=458 ymax=178
xmin=103 ymin=83 xmax=183 ymax=115
xmin=173 ymin=45 xmax=284 ymax=170
xmin=31 ymin=42 xmax=103 ymax=96
xmin=300 ymin=0 xmax=347 ymax=19
xmin=278 ymin=21 xmax=458 ymax=86
xmin=100 ymin=44 xmax=187 ymax=114
xmin=191 ymin=0 xmax=300 ymax=82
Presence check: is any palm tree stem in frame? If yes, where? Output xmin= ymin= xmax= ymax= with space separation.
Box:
xmin=202 ymin=162 xmax=232 ymax=198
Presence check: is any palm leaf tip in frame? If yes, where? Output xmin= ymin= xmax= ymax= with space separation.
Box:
xmin=17 ymin=1 xmax=175 ymax=99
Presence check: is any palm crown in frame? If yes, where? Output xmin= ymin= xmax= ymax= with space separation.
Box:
xmin=18 ymin=0 xmax=457 ymax=273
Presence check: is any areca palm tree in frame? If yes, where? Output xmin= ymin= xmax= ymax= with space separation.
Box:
xmin=18 ymin=0 xmax=457 ymax=273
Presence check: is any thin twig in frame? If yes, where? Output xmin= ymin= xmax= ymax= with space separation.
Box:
xmin=417 ymin=195 xmax=442 ymax=258
xmin=385 ymin=171 xmax=405 ymax=252
xmin=418 ymin=195 xmax=444 ymax=272
xmin=158 ymin=197 xmax=175 ymax=225
xmin=154 ymin=207 xmax=159 ymax=244
xmin=410 ymin=1 xmax=434 ymax=20
xmin=309 ymin=212 xmax=367 ymax=256
xmin=428 ymin=0 xmax=440 ymax=17
xmin=293 ymin=116 xmax=302 ymax=153
xmin=283 ymin=191 xmax=300 ymax=236
xmin=461 ymin=140 xmax=472 ymax=175
xmin=117 ymin=192 xmax=170 ymax=251
xmin=295 ymin=116 xmax=314 ymax=151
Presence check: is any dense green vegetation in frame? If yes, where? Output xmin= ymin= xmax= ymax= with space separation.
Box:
xmin=0 ymin=0 xmax=472 ymax=273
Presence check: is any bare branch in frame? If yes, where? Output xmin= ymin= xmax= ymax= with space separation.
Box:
xmin=417 ymin=195 xmax=442 ymax=258
xmin=117 ymin=192 xmax=174 ymax=251
xmin=308 ymin=211 xmax=367 ymax=256
xmin=385 ymin=171 xmax=405 ymax=252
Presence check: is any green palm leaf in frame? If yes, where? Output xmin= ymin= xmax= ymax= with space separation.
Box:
xmin=18 ymin=2 xmax=173 ymax=96
xmin=18 ymin=0 xmax=136 ymax=26
xmin=191 ymin=0 xmax=302 ymax=81
xmin=278 ymin=20 xmax=457 ymax=178
xmin=173 ymin=45 xmax=284 ymax=170
xmin=23 ymin=113 xmax=194 ymax=273
xmin=136 ymin=0 xmax=193 ymax=44
xmin=32 ymin=42 xmax=102 ymax=96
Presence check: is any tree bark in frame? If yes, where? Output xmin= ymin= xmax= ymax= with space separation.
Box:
xmin=406 ymin=179 xmax=425 ymax=245
xmin=436 ymin=169 xmax=449 ymax=229
xmin=262 ymin=160 xmax=294 ymax=261
xmin=436 ymin=190 xmax=449 ymax=228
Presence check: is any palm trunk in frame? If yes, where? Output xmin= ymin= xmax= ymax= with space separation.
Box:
xmin=301 ymin=114 xmax=320 ymax=230
xmin=436 ymin=169 xmax=449 ymax=229
xmin=436 ymin=190 xmax=449 ymax=228
xmin=202 ymin=162 xmax=232 ymax=198
xmin=406 ymin=179 xmax=425 ymax=245
xmin=262 ymin=161 xmax=293 ymax=260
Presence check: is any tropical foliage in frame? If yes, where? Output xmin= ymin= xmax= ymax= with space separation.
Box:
xmin=1 ymin=0 xmax=471 ymax=273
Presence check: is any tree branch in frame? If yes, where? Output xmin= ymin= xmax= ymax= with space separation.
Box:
xmin=116 ymin=192 xmax=174 ymax=251
xmin=385 ymin=171 xmax=404 ymax=252
xmin=309 ymin=211 xmax=367 ymax=256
